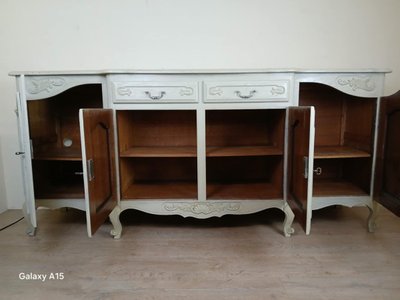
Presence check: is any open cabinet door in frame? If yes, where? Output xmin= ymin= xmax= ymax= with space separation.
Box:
xmin=287 ymin=106 xmax=315 ymax=234
xmin=16 ymin=90 xmax=37 ymax=236
xmin=79 ymin=109 xmax=117 ymax=237
xmin=375 ymin=91 xmax=400 ymax=216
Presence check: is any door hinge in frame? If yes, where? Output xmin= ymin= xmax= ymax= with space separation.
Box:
xmin=87 ymin=159 xmax=95 ymax=181
xmin=15 ymin=92 xmax=20 ymax=117
xmin=303 ymin=156 xmax=308 ymax=179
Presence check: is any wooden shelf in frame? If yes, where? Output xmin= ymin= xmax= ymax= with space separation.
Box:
xmin=122 ymin=182 xmax=197 ymax=199
xmin=33 ymin=149 xmax=82 ymax=161
xmin=313 ymin=179 xmax=368 ymax=197
xmin=314 ymin=146 xmax=370 ymax=159
xmin=35 ymin=183 xmax=84 ymax=199
xmin=120 ymin=146 xmax=197 ymax=158
xmin=207 ymin=182 xmax=282 ymax=200
xmin=206 ymin=146 xmax=283 ymax=157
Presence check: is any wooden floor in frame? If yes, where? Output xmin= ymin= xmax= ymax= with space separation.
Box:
xmin=0 ymin=205 xmax=399 ymax=300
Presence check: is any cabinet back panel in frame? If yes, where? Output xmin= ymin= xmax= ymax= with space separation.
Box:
xmin=206 ymin=157 xmax=283 ymax=199
xmin=207 ymin=156 xmax=282 ymax=185
xmin=120 ymin=157 xmax=197 ymax=181
xmin=300 ymin=83 xmax=376 ymax=152
xmin=312 ymin=159 xmax=343 ymax=179
xmin=119 ymin=157 xmax=197 ymax=199
xmin=313 ymin=158 xmax=371 ymax=194
xmin=117 ymin=110 xmax=197 ymax=152
xmin=32 ymin=160 xmax=84 ymax=199
xmin=344 ymin=98 xmax=375 ymax=153
xmin=343 ymin=158 xmax=372 ymax=194
xmin=206 ymin=110 xmax=285 ymax=148
xmin=299 ymin=84 xmax=344 ymax=146
xmin=28 ymin=84 xmax=102 ymax=156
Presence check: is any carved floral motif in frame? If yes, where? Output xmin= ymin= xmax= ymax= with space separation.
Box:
xmin=209 ymin=87 xmax=223 ymax=96
xmin=117 ymin=87 xmax=133 ymax=96
xmin=270 ymin=85 xmax=285 ymax=95
xmin=27 ymin=77 xmax=66 ymax=94
xmin=164 ymin=202 xmax=241 ymax=215
xmin=179 ymin=87 xmax=194 ymax=96
xmin=337 ymin=76 xmax=376 ymax=92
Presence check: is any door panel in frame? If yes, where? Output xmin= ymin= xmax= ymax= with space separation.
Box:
xmin=16 ymin=90 xmax=37 ymax=233
xmin=287 ymin=106 xmax=315 ymax=234
xmin=80 ymin=109 xmax=117 ymax=236
xmin=376 ymin=91 xmax=400 ymax=216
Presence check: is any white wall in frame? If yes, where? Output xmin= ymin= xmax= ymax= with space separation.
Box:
xmin=0 ymin=0 xmax=399 ymax=210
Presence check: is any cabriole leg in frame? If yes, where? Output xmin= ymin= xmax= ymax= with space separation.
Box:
xmin=109 ymin=206 xmax=122 ymax=239
xmin=282 ymin=203 xmax=295 ymax=237
xmin=367 ymin=201 xmax=378 ymax=232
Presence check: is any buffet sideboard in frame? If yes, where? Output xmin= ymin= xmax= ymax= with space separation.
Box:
xmin=10 ymin=69 xmax=399 ymax=238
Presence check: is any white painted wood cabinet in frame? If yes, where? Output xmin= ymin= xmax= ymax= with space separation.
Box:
xmin=10 ymin=69 xmax=399 ymax=238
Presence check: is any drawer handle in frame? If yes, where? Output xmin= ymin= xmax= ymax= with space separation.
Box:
xmin=145 ymin=91 xmax=166 ymax=100
xmin=235 ymin=90 xmax=256 ymax=99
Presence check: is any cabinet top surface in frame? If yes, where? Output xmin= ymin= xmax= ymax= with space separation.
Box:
xmin=8 ymin=68 xmax=392 ymax=76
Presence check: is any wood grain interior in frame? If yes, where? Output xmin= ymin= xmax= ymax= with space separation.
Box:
xmin=314 ymin=146 xmax=370 ymax=159
xmin=117 ymin=110 xmax=198 ymax=200
xmin=28 ymin=84 xmax=102 ymax=160
xmin=299 ymin=83 xmax=375 ymax=198
xmin=120 ymin=157 xmax=197 ymax=200
xmin=204 ymin=109 xmax=285 ymax=200
xmin=117 ymin=110 xmax=197 ymax=156
xmin=206 ymin=156 xmax=283 ymax=200
xmin=313 ymin=180 xmax=367 ymax=197
xmin=313 ymin=158 xmax=371 ymax=196
xmin=299 ymin=83 xmax=375 ymax=155
xmin=206 ymin=109 xmax=285 ymax=156
xmin=286 ymin=107 xmax=311 ymax=231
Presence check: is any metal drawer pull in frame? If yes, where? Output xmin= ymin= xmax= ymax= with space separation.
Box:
xmin=235 ymin=90 xmax=257 ymax=99
xmin=145 ymin=91 xmax=166 ymax=100
xmin=15 ymin=152 xmax=25 ymax=155
xmin=74 ymin=172 xmax=84 ymax=176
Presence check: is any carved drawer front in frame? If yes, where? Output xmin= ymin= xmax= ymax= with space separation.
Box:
xmin=112 ymin=81 xmax=198 ymax=103
xmin=204 ymin=80 xmax=290 ymax=103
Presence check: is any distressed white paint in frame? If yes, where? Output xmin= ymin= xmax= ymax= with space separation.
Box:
xmin=10 ymin=69 xmax=389 ymax=237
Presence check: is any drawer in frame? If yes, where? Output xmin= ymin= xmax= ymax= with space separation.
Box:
xmin=204 ymin=80 xmax=290 ymax=103
xmin=112 ymin=81 xmax=199 ymax=103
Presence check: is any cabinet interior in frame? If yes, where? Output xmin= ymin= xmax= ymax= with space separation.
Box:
xmin=206 ymin=109 xmax=285 ymax=200
xmin=117 ymin=110 xmax=198 ymax=200
xmin=32 ymin=160 xmax=84 ymax=199
xmin=27 ymin=84 xmax=103 ymax=199
xmin=299 ymin=83 xmax=376 ymax=196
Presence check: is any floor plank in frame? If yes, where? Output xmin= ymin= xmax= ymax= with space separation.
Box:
xmin=0 ymin=206 xmax=399 ymax=300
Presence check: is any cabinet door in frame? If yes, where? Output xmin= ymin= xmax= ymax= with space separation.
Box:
xmin=375 ymin=91 xmax=400 ymax=216
xmin=79 ymin=109 xmax=117 ymax=236
xmin=16 ymin=91 xmax=37 ymax=234
xmin=287 ymin=106 xmax=315 ymax=234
